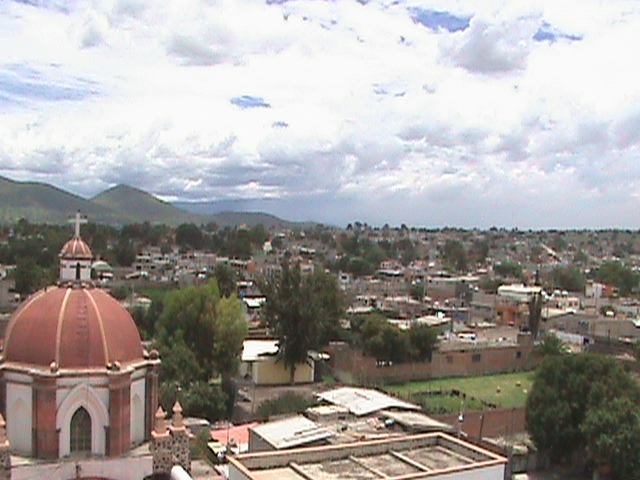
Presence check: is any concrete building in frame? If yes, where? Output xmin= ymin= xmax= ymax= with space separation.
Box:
xmin=239 ymin=340 xmax=314 ymax=385
xmin=228 ymin=432 xmax=507 ymax=480
xmin=495 ymin=284 xmax=543 ymax=328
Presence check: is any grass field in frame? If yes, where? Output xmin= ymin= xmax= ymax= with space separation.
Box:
xmin=385 ymin=371 xmax=535 ymax=413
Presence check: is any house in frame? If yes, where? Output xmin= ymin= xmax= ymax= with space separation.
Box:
xmin=239 ymin=339 xmax=314 ymax=385
xmin=495 ymin=284 xmax=544 ymax=327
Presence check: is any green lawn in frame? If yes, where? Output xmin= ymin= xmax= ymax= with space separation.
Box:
xmin=385 ymin=371 xmax=534 ymax=413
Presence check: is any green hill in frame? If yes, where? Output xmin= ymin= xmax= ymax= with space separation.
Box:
xmin=91 ymin=185 xmax=201 ymax=226
xmin=0 ymin=176 xmax=113 ymax=224
xmin=208 ymin=211 xmax=293 ymax=228
xmin=0 ymin=175 xmax=303 ymax=228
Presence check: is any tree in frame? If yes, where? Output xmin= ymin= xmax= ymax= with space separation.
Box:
xmin=212 ymin=296 xmax=248 ymax=379
xmin=469 ymin=239 xmax=489 ymax=265
xmin=357 ymin=314 xmax=437 ymax=364
xmin=113 ymin=237 xmax=136 ymax=266
xmin=175 ymin=223 xmax=204 ymax=250
xmin=213 ymin=263 xmax=237 ymax=298
xmin=362 ymin=316 xmax=411 ymax=364
xmin=408 ymin=324 xmax=438 ymax=361
xmin=594 ymin=261 xmax=640 ymax=296
xmin=526 ymin=355 xmax=640 ymax=466
xmin=305 ymin=268 xmax=345 ymax=346
xmin=550 ymin=266 xmax=586 ymax=293
xmin=532 ymin=333 xmax=569 ymax=358
xmin=261 ymin=261 xmax=344 ymax=383
xmin=582 ymin=397 xmax=640 ymax=479
xmin=528 ymin=290 xmax=543 ymax=338
xmin=12 ymin=257 xmax=51 ymax=296
xmin=442 ymin=240 xmax=467 ymax=272
xmin=494 ymin=260 xmax=524 ymax=281
xmin=155 ymin=280 xmax=247 ymax=418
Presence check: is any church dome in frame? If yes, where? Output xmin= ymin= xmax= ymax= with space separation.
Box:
xmin=3 ymin=285 xmax=144 ymax=370
xmin=60 ymin=236 xmax=93 ymax=260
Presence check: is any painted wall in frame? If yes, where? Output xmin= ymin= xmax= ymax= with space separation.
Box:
xmin=254 ymin=359 xmax=313 ymax=385
xmin=130 ymin=377 xmax=146 ymax=445
xmin=6 ymin=382 xmax=32 ymax=455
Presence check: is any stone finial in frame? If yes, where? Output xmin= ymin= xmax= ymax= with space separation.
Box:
xmin=172 ymin=401 xmax=184 ymax=428
xmin=154 ymin=407 xmax=167 ymax=434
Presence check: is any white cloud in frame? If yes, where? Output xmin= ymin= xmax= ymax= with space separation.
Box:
xmin=1 ymin=0 xmax=640 ymax=227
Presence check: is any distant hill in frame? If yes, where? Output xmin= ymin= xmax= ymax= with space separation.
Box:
xmin=0 ymin=175 xmax=304 ymax=228
xmin=0 ymin=176 xmax=113 ymax=224
xmin=208 ymin=211 xmax=302 ymax=229
xmin=176 ymin=201 xmax=316 ymax=229
xmin=92 ymin=185 xmax=201 ymax=225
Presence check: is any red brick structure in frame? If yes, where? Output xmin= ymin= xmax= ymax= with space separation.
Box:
xmin=0 ymin=220 xmax=160 ymax=459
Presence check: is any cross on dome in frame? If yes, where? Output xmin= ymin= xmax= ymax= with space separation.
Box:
xmin=69 ymin=211 xmax=88 ymax=238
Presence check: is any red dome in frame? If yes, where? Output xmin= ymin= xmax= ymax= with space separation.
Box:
xmin=3 ymin=286 xmax=144 ymax=370
xmin=60 ymin=236 xmax=93 ymax=259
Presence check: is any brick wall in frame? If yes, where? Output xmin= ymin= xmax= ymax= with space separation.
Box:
xmin=326 ymin=342 xmax=536 ymax=385
xmin=434 ymin=408 xmax=526 ymax=439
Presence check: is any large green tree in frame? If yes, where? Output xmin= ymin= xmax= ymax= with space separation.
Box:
xmin=594 ymin=261 xmax=640 ymax=296
xmin=526 ymin=354 xmax=640 ymax=471
xmin=261 ymin=262 xmax=344 ymax=383
xmin=550 ymin=266 xmax=586 ymax=292
xmin=175 ymin=223 xmax=204 ymax=250
xmin=155 ymin=280 xmax=247 ymax=419
xmin=582 ymin=397 xmax=640 ymax=480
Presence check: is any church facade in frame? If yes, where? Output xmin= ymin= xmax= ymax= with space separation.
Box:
xmin=0 ymin=214 xmax=160 ymax=459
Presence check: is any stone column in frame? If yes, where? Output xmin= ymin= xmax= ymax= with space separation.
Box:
xmin=33 ymin=376 xmax=57 ymax=459
xmin=151 ymin=407 xmax=172 ymax=476
xmin=108 ymin=370 xmax=131 ymax=456
xmin=145 ymin=354 xmax=160 ymax=441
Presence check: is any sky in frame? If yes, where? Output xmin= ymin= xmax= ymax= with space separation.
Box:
xmin=1 ymin=0 xmax=640 ymax=229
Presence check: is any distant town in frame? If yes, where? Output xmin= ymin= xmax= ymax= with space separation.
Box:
xmin=0 ymin=216 xmax=638 ymax=480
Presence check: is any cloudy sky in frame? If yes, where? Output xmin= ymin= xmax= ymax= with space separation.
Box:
xmin=1 ymin=0 xmax=640 ymax=228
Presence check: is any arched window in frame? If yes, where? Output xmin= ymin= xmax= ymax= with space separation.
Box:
xmin=70 ymin=407 xmax=92 ymax=454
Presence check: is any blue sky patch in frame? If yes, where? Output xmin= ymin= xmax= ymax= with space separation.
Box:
xmin=409 ymin=8 xmax=471 ymax=33
xmin=534 ymin=22 xmax=582 ymax=43
xmin=230 ymin=95 xmax=271 ymax=109
xmin=373 ymin=83 xmax=406 ymax=97
xmin=0 ymin=63 xmax=98 ymax=104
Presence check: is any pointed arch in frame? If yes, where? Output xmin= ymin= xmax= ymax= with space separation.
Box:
xmin=70 ymin=407 xmax=92 ymax=453
xmin=57 ymin=384 xmax=109 ymax=457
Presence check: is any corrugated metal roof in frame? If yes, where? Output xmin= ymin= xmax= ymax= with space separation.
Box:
xmin=317 ymin=387 xmax=420 ymax=416
xmin=251 ymin=415 xmax=333 ymax=449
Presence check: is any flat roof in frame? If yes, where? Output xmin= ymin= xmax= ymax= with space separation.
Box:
xmin=242 ymin=340 xmax=279 ymax=362
xmin=251 ymin=416 xmax=334 ymax=450
xmin=229 ymin=432 xmax=507 ymax=480
xmin=317 ymin=387 xmax=420 ymax=416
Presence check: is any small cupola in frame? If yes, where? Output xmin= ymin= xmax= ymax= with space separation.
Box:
xmin=59 ymin=211 xmax=93 ymax=283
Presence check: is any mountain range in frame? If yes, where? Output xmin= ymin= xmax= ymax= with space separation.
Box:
xmin=0 ymin=176 xmax=301 ymax=228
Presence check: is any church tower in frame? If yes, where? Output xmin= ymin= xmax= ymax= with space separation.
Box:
xmin=0 ymin=213 xmax=160 ymax=459
xmin=59 ymin=211 xmax=92 ymax=283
